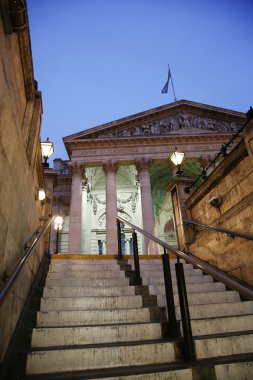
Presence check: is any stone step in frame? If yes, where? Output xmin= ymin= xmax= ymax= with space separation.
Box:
xmin=214 ymin=361 xmax=253 ymax=379
xmin=149 ymin=282 xmax=226 ymax=295
xmin=138 ymin=262 xmax=193 ymax=269
xmin=50 ymin=259 xmax=119 ymax=265
xmin=32 ymin=257 xmax=253 ymax=380
xmin=46 ymin=277 xmax=130 ymax=287
xmin=140 ymin=268 xmax=207 ymax=277
xmin=142 ymin=274 xmax=214 ymax=285
xmin=176 ymin=301 xmax=253 ymax=319
xmin=195 ymin=333 xmax=253 ymax=359
xmin=129 ymin=263 xmax=194 ymax=270
xmin=92 ymin=362 xmax=253 ymax=380
xmin=129 ymin=264 xmax=193 ymax=271
xmin=191 ymin=314 xmax=253 ymax=336
xmin=43 ymin=285 xmax=136 ymax=298
xmin=127 ymin=259 xmax=184 ymax=264
xmin=157 ymin=290 xmax=240 ymax=307
xmin=31 ymin=323 xmax=162 ymax=347
xmin=46 ymin=270 xmax=126 ymax=279
xmin=37 ymin=308 xmax=151 ymax=327
xmin=48 ymin=264 xmax=121 ymax=272
xmin=40 ymin=295 xmax=143 ymax=311
xmin=26 ymin=341 xmax=177 ymax=375
xmin=92 ymin=368 xmax=193 ymax=380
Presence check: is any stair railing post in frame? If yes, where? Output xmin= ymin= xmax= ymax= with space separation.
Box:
xmin=55 ymin=229 xmax=59 ymax=254
xmin=117 ymin=219 xmax=123 ymax=260
xmin=132 ymin=229 xmax=141 ymax=285
xmin=175 ymin=259 xmax=195 ymax=361
xmin=162 ymin=249 xmax=179 ymax=338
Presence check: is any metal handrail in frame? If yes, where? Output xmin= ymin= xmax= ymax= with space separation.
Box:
xmin=183 ymin=219 xmax=253 ymax=242
xmin=0 ymin=216 xmax=54 ymax=305
xmin=23 ymin=227 xmax=40 ymax=250
xmin=117 ymin=216 xmax=253 ymax=300
xmin=187 ymin=121 xmax=246 ymax=191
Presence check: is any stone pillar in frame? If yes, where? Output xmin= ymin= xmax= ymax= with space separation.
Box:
xmin=102 ymin=240 xmax=107 ymax=254
xmin=125 ymin=238 xmax=131 ymax=255
xmin=68 ymin=162 xmax=84 ymax=254
xmin=103 ymin=160 xmax=118 ymax=254
xmin=135 ymin=158 xmax=157 ymax=254
xmin=168 ymin=176 xmax=194 ymax=252
xmin=81 ymin=177 xmax=89 ymax=254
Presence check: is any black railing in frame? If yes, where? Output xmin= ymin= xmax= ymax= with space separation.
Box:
xmin=183 ymin=219 xmax=253 ymax=241
xmin=0 ymin=216 xmax=54 ymax=305
xmin=116 ymin=216 xmax=253 ymax=362
xmin=186 ymin=122 xmax=246 ymax=191
xmin=117 ymin=216 xmax=195 ymax=361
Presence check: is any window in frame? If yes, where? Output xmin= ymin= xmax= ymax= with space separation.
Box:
xmin=129 ymin=238 xmax=134 ymax=255
xmin=98 ymin=240 xmax=103 ymax=255
xmin=121 ymin=233 xmax=125 ymax=255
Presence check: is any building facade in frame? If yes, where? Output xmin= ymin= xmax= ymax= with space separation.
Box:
xmin=0 ymin=0 xmax=55 ymax=364
xmin=51 ymin=100 xmax=245 ymax=255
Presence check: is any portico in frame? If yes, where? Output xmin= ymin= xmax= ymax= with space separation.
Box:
xmin=54 ymin=100 xmax=245 ymax=255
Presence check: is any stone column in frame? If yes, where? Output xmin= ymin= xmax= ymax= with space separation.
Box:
xmin=103 ymin=160 xmax=118 ymax=254
xmin=81 ymin=177 xmax=89 ymax=254
xmin=102 ymin=240 xmax=107 ymax=254
xmin=135 ymin=158 xmax=157 ymax=254
xmin=68 ymin=162 xmax=84 ymax=254
xmin=125 ymin=238 xmax=131 ymax=255
xmin=168 ymin=176 xmax=194 ymax=252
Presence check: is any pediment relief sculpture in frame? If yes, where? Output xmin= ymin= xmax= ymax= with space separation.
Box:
xmin=96 ymin=112 xmax=242 ymax=139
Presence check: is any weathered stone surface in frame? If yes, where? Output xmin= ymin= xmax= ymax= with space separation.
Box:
xmin=186 ymin=141 xmax=253 ymax=285
xmin=0 ymin=9 xmax=46 ymax=364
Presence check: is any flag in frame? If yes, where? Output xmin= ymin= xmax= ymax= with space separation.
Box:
xmin=161 ymin=68 xmax=171 ymax=94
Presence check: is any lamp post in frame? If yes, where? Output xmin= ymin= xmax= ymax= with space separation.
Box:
xmin=54 ymin=215 xmax=64 ymax=254
xmin=41 ymin=138 xmax=54 ymax=168
xmin=170 ymin=149 xmax=185 ymax=175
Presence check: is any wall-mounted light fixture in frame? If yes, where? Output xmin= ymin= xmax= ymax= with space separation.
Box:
xmin=36 ymin=187 xmax=46 ymax=201
xmin=41 ymin=138 xmax=54 ymax=168
xmin=209 ymin=196 xmax=222 ymax=208
xmin=170 ymin=148 xmax=185 ymax=175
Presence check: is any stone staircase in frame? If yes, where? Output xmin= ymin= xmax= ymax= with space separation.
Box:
xmin=25 ymin=255 xmax=253 ymax=379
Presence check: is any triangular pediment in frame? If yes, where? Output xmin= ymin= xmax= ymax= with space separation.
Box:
xmin=63 ymin=100 xmax=245 ymax=144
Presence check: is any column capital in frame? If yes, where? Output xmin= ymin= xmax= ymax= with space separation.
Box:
xmin=102 ymin=160 xmax=118 ymax=174
xmin=68 ymin=161 xmax=85 ymax=176
xmin=135 ymin=158 xmax=153 ymax=172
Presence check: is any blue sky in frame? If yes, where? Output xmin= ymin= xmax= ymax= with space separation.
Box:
xmin=27 ymin=0 xmax=253 ymax=162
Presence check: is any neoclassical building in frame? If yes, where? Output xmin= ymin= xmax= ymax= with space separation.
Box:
xmin=51 ymin=100 xmax=245 ymax=255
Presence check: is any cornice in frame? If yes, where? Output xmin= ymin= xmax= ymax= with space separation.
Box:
xmin=66 ymin=133 xmax=240 ymax=152
xmin=18 ymin=2 xmax=35 ymax=100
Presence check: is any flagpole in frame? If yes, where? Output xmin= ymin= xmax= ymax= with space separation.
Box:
xmin=168 ymin=64 xmax=177 ymax=102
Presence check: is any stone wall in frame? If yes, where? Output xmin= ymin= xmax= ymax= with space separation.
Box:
xmin=0 ymin=5 xmax=46 ymax=363
xmin=185 ymin=136 xmax=253 ymax=286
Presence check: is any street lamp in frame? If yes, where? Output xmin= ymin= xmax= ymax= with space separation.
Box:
xmin=41 ymin=138 xmax=54 ymax=167
xmin=54 ymin=215 xmax=64 ymax=254
xmin=170 ymin=149 xmax=185 ymax=175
